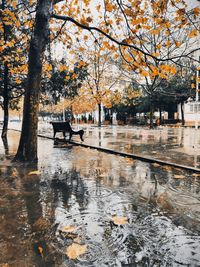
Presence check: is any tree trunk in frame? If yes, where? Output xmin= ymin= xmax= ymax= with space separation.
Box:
xmin=14 ymin=0 xmax=52 ymax=162
xmin=181 ymin=102 xmax=185 ymax=126
xmin=149 ymin=98 xmax=154 ymax=129
xmin=98 ymin=103 xmax=101 ymax=127
xmin=1 ymin=0 xmax=9 ymax=139
xmin=1 ymin=63 xmax=9 ymax=139
xmin=159 ymin=106 xmax=162 ymax=125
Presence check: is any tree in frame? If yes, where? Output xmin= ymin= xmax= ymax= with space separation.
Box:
xmin=158 ymin=65 xmax=196 ymax=125
xmin=0 ymin=0 xmax=33 ymax=138
xmin=40 ymin=59 xmax=88 ymax=105
xmin=13 ymin=0 xmax=199 ymax=161
xmin=113 ymin=83 xmax=141 ymax=124
xmin=14 ymin=0 xmax=53 ymax=161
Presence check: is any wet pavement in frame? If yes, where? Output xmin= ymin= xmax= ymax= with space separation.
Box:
xmin=37 ymin=122 xmax=200 ymax=170
xmin=0 ymin=124 xmax=200 ymax=266
xmin=7 ymin=122 xmax=200 ymax=170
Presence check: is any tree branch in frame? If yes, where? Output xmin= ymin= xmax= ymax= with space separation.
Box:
xmin=52 ymin=13 xmax=200 ymax=63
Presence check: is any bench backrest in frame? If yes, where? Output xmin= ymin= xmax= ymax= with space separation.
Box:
xmin=50 ymin=121 xmax=72 ymax=132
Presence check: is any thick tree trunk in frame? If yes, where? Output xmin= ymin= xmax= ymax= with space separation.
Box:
xmin=1 ymin=0 xmax=9 ymax=139
xmin=98 ymin=103 xmax=101 ymax=127
xmin=14 ymin=0 xmax=52 ymax=162
xmin=1 ymin=63 xmax=9 ymax=139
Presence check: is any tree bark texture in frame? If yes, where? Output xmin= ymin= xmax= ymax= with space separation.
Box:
xmin=14 ymin=0 xmax=52 ymax=162
xmin=1 ymin=63 xmax=9 ymax=139
xmin=1 ymin=0 xmax=9 ymax=139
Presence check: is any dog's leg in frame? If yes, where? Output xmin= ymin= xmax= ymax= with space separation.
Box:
xmin=80 ymin=130 xmax=84 ymax=141
xmin=69 ymin=131 xmax=73 ymax=140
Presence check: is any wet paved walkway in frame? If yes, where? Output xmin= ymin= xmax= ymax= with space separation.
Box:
xmin=0 ymin=123 xmax=200 ymax=266
xmin=7 ymin=122 xmax=200 ymax=171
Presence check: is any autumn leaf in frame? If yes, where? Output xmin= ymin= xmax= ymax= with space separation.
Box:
xmin=188 ymin=29 xmax=198 ymax=38
xmin=140 ymin=70 xmax=149 ymax=77
xmin=38 ymin=246 xmax=43 ymax=257
xmin=193 ymin=7 xmax=200 ymax=16
xmin=61 ymin=225 xmax=77 ymax=233
xmin=174 ymin=174 xmax=185 ymax=179
xmin=192 ymin=173 xmax=200 ymax=177
xmin=106 ymin=3 xmax=114 ymax=12
xmin=112 ymin=216 xmax=128 ymax=225
xmin=66 ymin=243 xmax=87 ymax=259
xmin=28 ymin=170 xmax=41 ymax=175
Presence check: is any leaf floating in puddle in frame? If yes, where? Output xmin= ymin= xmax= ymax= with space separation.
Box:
xmin=112 ymin=216 xmax=128 ymax=225
xmin=192 ymin=173 xmax=200 ymax=177
xmin=28 ymin=170 xmax=41 ymax=175
xmin=12 ymin=168 xmax=18 ymax=177
xmin=66 ymin=243 xmax=87 ymax=259
xmin=61 ymin=225 xmax=77 ymax=233
xmin=38 ymin=246 xmax=43 ymax=257
xmin=174 ymin=174 xmax=185 ymax=179
xmin=153 ymin=163 xmax=160 ymax=167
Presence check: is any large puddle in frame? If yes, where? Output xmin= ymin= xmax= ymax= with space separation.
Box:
xmin=0 ymin=132 xmax=200 ymax=266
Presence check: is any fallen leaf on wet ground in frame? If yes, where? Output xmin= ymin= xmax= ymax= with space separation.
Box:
xmin=38 ymin=246 xmax=43 ymax=257
xmin=192 ymin=173 xmax=200 ymax=177
xmin=174 ymin=174 xmax=185 ymax=179
xmin=66 ymin=243 xmax=87 ymax=259
xmin=112 ymin=216 xmax=128 ymax=225
xmin=28 ymin=170 xmax=41 ymax=175
xmin=61 ymin=225 xmax=77 ymax=233
xmin=152 ymin=163 xmax=160 ymax=167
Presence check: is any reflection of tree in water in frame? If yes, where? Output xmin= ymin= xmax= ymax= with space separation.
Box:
xmin=50 ymin=168 xmax=87 ymax=209
xmin=14 ymin=164 xmax=63 ymax=266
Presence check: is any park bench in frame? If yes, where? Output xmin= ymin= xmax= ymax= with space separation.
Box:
xmin=50 ymin=121 xmax=84 ymax=141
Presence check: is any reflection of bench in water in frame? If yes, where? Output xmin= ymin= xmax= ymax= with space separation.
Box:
xmin=50 ymin=121 xmax=84 ymax=141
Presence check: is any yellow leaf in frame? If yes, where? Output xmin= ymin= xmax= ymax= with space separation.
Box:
xmin=192 ymin=173 xmax=200 ymax=177
xmin=174 ymin=41 xmax=181 ymax=47
xmin=112 ymin=216 xmax=128 ymax=225
xmin=61 ymin=225 xmax=77 ymax=233
xmin=150 ymin=29 xmax=160 ymax=35
xmin=193 ymin=7 xmax=200 ymax=16
xmin=151 ymin=52 xmax=160 ymax=57
xmin=65 ymin=75 xmax=70 ymax=81
xmin=140 ymin=70 xmax=149 ymax=77
xmin=174 ymin=174 xmax=185 ymax=179
xmin=66 ymin=243 xmax=87 ymax=259
xmin=28 ymin=170 xmax=41 ymax=175
xmin=166 ymin=40 xmax=171 ymax=47
xmin=96 ymin=5 xmax=101 ymax=12
xmin=38 ymin=246 xmax=43 ymax=257
xmin=188 ymin=29 xmax=198 ymax=38
xmin=106 ymin=3 xmax=114 ymax=12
